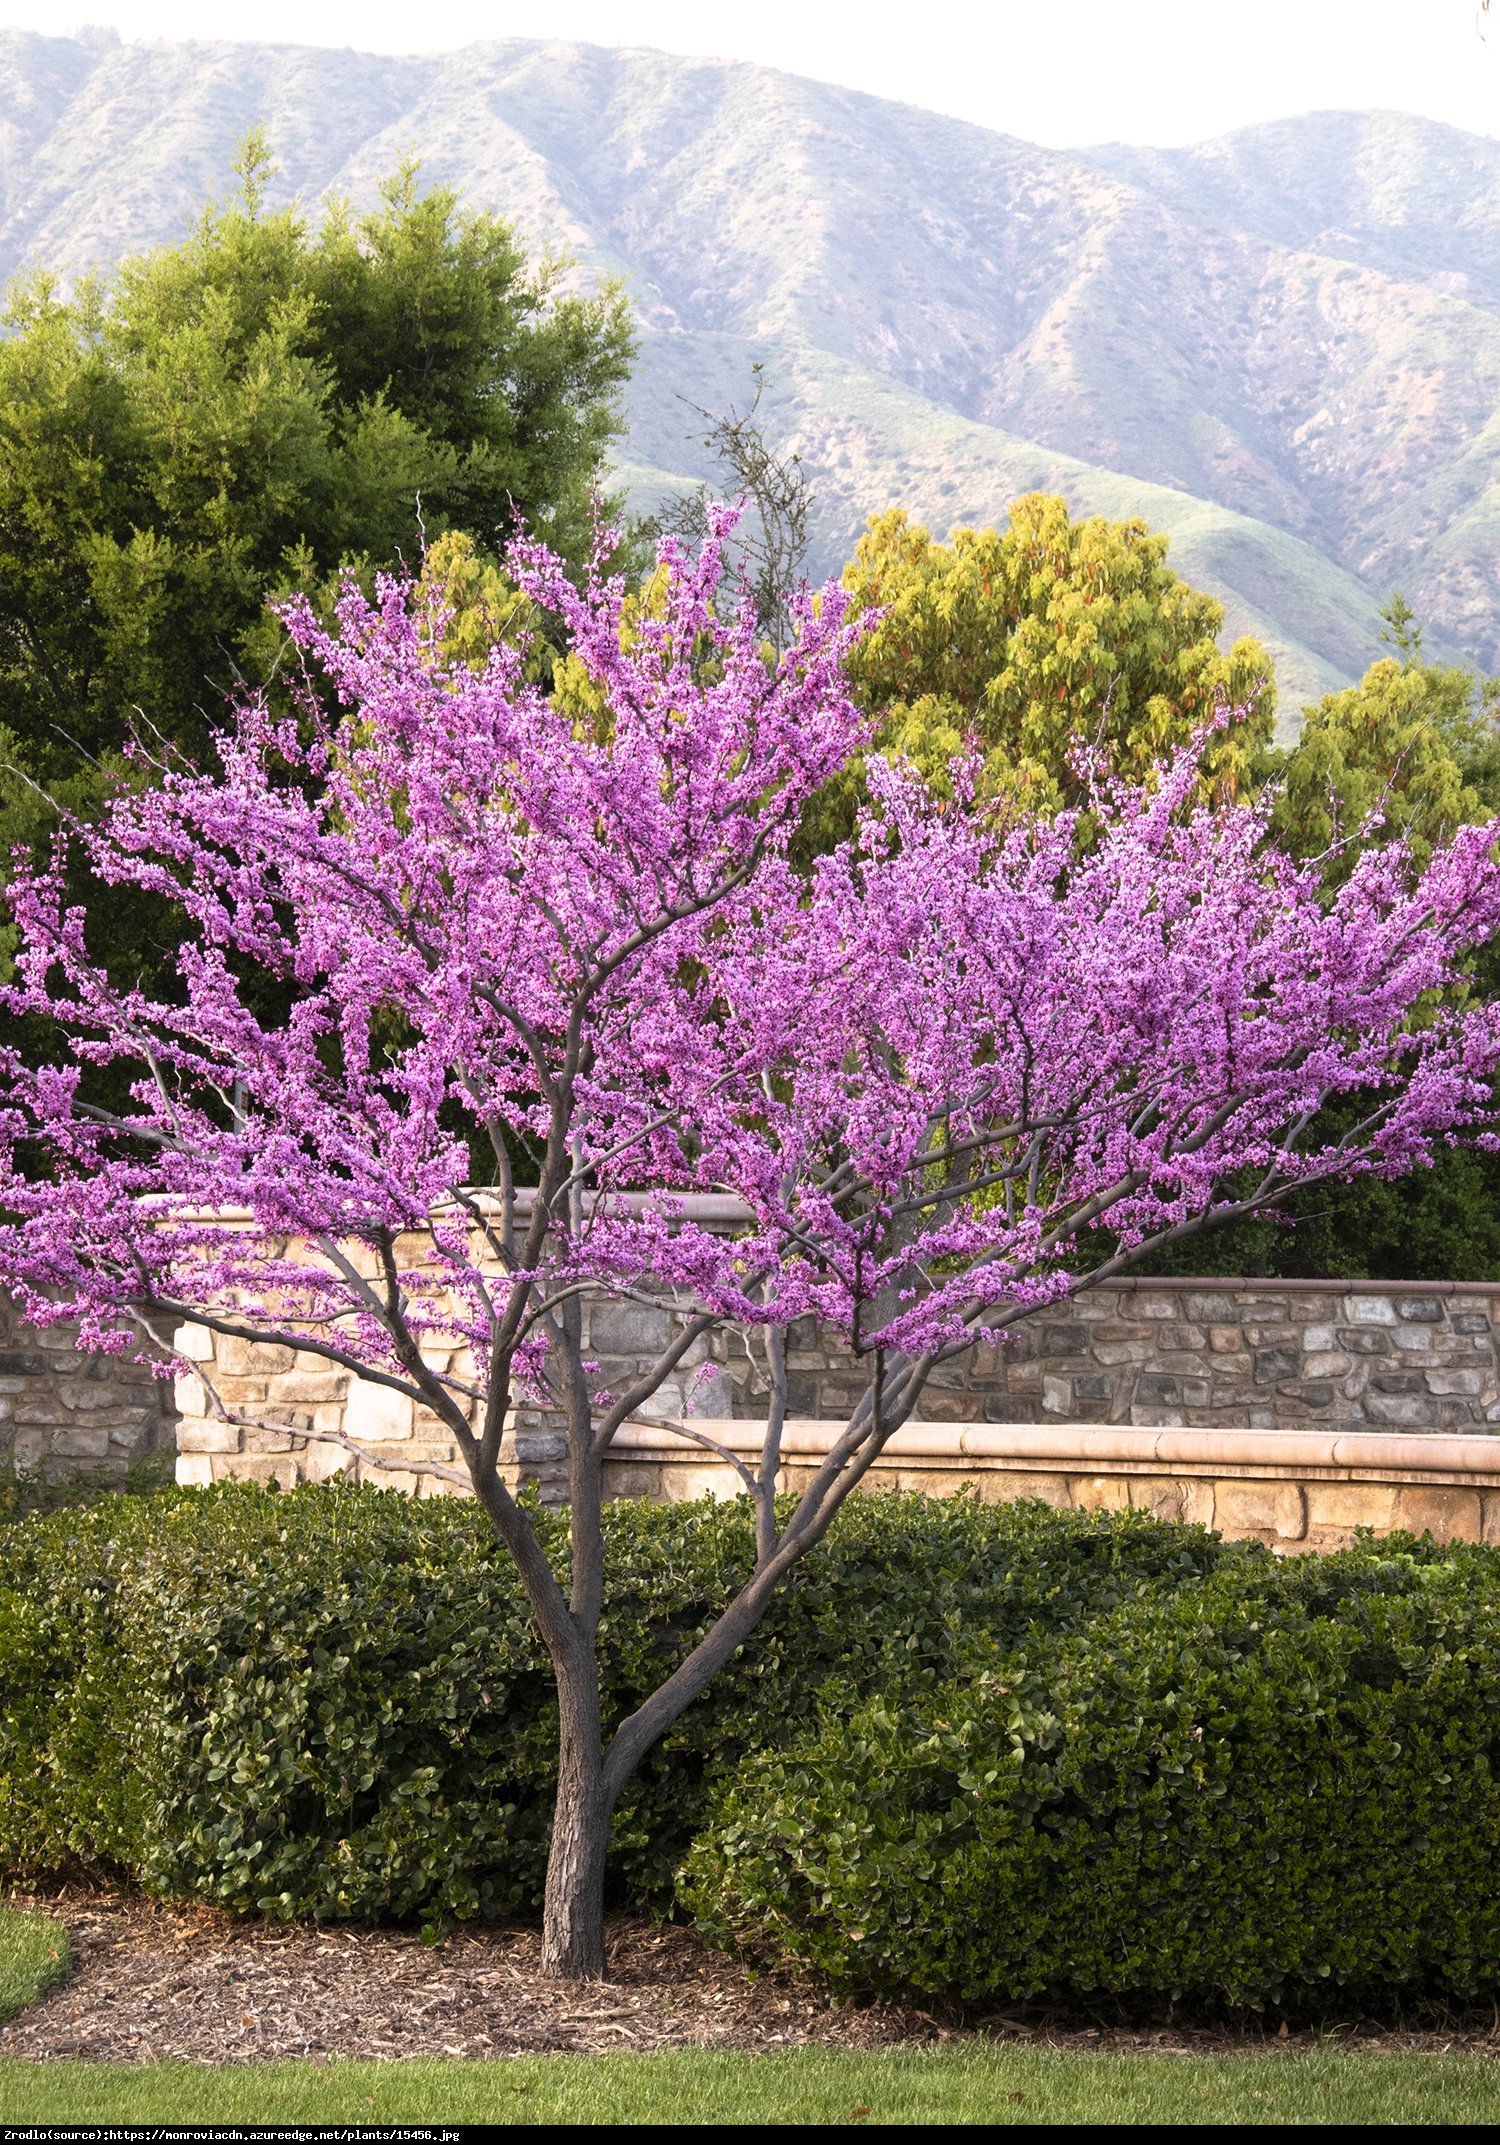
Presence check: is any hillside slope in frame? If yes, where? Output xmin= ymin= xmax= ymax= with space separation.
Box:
xmin=2 ymin=32 xmax=1496 ymax=715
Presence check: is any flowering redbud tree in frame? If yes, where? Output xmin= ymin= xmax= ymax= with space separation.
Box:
xmin=3 ymin=516 xmax=1500 ymax=1977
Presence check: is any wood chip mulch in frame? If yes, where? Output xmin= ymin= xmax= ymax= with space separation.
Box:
xmin=6 ymin=1889 xmax=1500 ymax=2067
xmin=0 ymin=1892 xmax=924 ymax=2065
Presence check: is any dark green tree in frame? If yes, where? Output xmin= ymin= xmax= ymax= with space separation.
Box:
xmin=0 ymin=135 xmax=634 ymax=815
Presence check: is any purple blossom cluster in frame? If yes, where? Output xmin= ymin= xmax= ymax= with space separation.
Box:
xmin=0 ymin=521 xmax=1497 ymax=1437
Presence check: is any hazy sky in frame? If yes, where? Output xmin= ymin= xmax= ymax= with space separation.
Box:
xmin=11 ymin=0 xmax=1500 ymax=148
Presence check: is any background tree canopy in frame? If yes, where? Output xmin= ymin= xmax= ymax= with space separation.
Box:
xmin=0 ymin=135 xmax=633 ymax=824
xmin=837 ymin=495 xmax=1278 ymax=817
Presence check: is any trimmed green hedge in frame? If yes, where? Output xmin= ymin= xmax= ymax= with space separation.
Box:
xmin=0 ymin=1481 xmax=1223 ymax=1923
xmin=681 ymin=1543 xmax=1500 ymax=2008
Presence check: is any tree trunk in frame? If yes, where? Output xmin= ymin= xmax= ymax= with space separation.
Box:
xmin=540 ymin=1668 xmax=611 ymax=1980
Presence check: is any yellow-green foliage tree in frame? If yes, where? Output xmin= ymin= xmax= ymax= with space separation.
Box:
xmin=1272 ymin=642 xmax=1500 ymax=882
xmin=835 ymin=496 xmax=1276 ymax=824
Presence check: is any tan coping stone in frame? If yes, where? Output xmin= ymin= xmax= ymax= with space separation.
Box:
xmin=1215 ymin=1480 xmax=1307 ymax=1540
xmin=1393 ymin=1486 xmax=1483 ymax=1542
xmin=175 ymin=1452 xmax=214 ymax=1487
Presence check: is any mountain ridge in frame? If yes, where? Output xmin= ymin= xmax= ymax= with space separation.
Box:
xmin=3 ymin=31 xmax=1498 ymax=720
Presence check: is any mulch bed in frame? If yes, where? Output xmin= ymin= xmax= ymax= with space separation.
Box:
xmin=5 ymin=1889 xmax=1500 ymax=2066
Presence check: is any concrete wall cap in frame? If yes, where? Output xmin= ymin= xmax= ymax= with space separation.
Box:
xmin=608 ymin=1416 xmax=1500 ymax=1481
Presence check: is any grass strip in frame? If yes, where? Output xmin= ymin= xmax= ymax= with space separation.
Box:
xmin=3 ymin=2045 xmax=1500 ymax=2126
xmin=0 ymin=1908 xmax=67 ymax=2026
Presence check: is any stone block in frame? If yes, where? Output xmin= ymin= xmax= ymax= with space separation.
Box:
xmin=1393 ymin=1487 xmax=1482 ymax=1543
xmin=345 ymin=1379 xmax=414 ymax=1442
xmin=212 ymin=1376 xmax=268 ymax=1405
xmin=1363 ymin=1393 xmax=1438 ymax=1427
xmin=14 ymin=1398 xmax=67 ymax=1426
xmin=589 ymin=1301 xmax=672 ymax=1354
xmin=1138 ymin=1373 xmax=1181 ymax=1403
xmin=1302 ymin=1325 xmax=1336 ymax=1353
xmin=1214 ymin=1480 xmax=1306 ymax=1540
xmin=1038 ymin=1323 xmax=1091 ymax=1357
xmin=1070 ymin=1474 xmax=1132 ymax=1512
xmin=1452 ymin=1311 xmax=1493 ymax=1335
xmin=270 ymin=1372 xmax=347 ymax=1405
xmin=603 ymin=1461 xmax=670 ymax=1502
xmin=0 ymin=1351 xmax=44 ymax=1379
xmin=1346 ymin=1295 xmax=1397 ymax=1325
xmin=1391 ymin=1328 xmax=1434 ymax=1353
xmin=1182 ymin=1294 xmax=1238 ymax=1326
xmin=221 ymin=1453 xmax=302 ymax=1489
xmin=516 ymin=1430 xmax=568 ymax=1463
xmin=976 ymin=1470 xmax=1072 ymax=1508
xmin=302 ymin=1440 xmax=354 ymax=1483
xmin=174 ymin=1373 xmax=207 ymax=1417
xmin=658 ymin=1463 xmax=745 ymax=1503
xmin=1337 ymin=1328 xmax=1392 ymax=1356
xmin=1133 ymin=1294 xmax=1179 ymax=1321
xmin=59 ymin=1381 xmax=128 ymax=1412
xmin=50 ymin=1424 xmax=111 ymax=1460
xmin=10 ymin=1430 xmax=46 ymax=1467
xmin=177 ymin=1419 xmax=241 ymax=1454
xmin=1130 ymin=1405 xmax=1186 ymax=1429
xmin=1093 ymin=1340 xmax=1155 ymax=1366
xmin=1072 ymin=1374 xmax=1113 ymax=1402
xmin=1127 ymin=1476 xmax=1215 ymax=1526
xmin=1425 ymin=1369 xmax=1486 ymax=1397
xmin=174 ymin=1323 xmax=216 ymax=1361
xmin=417 ymin=1474 xmax=473 ymax=1500
xmin=1303 ymin=1351 xmax=1352 ymax=1379
xmin=217 ymin=1336 xmax=297 ymax=1377
xmin=175 ymin=1452 xmax=214 ymax=1487
xmin=1396 ymin=1298 xmax=1446 ymax=1323
xmin=984 ymin=1395 xmax=1049 ymax=1424
xmin=1372 ymin=1372 xmax=1422 ymax=1395
xmin=1282 ymin=1381 xmax=1335 ymax=1410
xmin=1306 ymin=1483 xmax=1398 ymax=1533
xmin=913 ymin=1390 xmax=983 ymax=1422
xmin=1253 ymin=1346 xmax=1300 ymax=1385
xmin=1042 ymin=1375 xmax=1073 ymax=1416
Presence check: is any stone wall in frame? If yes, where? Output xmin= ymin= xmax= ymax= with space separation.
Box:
xmin=170 ymin=1275 xmax=1500 ymax=1503
xmin=0 ymin=1306 xmax=174 ymax=1481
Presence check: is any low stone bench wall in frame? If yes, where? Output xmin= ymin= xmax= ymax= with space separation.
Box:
xmin=171 ymin=1274 xmax=1500 ymax=1509
xmin=604 ymin=1419 xmax=1500 ymax=1552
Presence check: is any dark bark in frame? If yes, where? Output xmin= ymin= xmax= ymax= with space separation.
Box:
xmin=539 ymin=1654 xmax=611 ymax=1980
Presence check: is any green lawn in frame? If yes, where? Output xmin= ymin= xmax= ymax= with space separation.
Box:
xmin=3 ymin=2046 xmax=1500 ymax=2126
xmin=0 ymin=1907 xmax=67 ymax=2025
